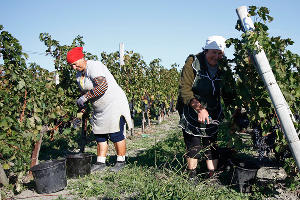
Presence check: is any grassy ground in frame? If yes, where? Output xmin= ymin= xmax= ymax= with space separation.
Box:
xmin=8 ymin=113 xmax=300 ymax=199
xmin=64 ymin=113 xmax=251 ymax=200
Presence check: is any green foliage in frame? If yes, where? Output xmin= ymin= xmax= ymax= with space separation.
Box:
xmin=0 ymin=28 xmax=96 ymax=179
xmin=0 ymin=25 xmax=180 ymax=187
xmin=227 ymin=6 xmax=300 ymax=176
xmin=1 ymin=27 xmax=36 ymax=172
xmin=100 ymin=51 xmax=180 ymax=116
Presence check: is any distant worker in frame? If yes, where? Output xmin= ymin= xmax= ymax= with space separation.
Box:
xmin=67 ymin=47 xmax=133 ymax=172
xmin=177 ymin=36 xmax=236 ymax=180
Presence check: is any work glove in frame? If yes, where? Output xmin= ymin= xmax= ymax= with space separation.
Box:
xmin=77 ymin=95 xmax=87 ymax=108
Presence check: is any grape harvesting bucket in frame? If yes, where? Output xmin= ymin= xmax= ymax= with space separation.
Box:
xmin=231 ymin=159 xmax=260 ymax=193
xmin=30 ymin=159 xmax=67 ymax=194
xmin=66 ymin=153 xmax=92 ymax=178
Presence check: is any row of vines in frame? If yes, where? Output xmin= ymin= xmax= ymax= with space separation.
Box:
xmin=0 ymin=6 xmax=299 ymax=192
xmin=0 ymin=25 xmax=180 ymax=188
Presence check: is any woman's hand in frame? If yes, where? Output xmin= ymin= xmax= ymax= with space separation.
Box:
xmin=197 ymin=109 xmax=210 ymax=124
xmin=189 ymin=98 xmax=210 ymax=124
xmin=77 ymin=95 xmax=87 ymax=108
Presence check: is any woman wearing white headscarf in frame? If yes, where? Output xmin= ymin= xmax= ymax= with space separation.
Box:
xmin=177 ymin=36 xmax=236 ymax=180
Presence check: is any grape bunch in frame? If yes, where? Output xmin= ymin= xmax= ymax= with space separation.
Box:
xmin=232 ymin=108 xmax=250 ymax=131
xmin=58 ymin=121 xmax=71 ymax=134
xmin=129 ymin=101 xmax=136 ymax=118
xmin=237 ymin=113 xmax=250 ymax=129
xmin=251 ymin=125 xmax=277 ymax=161
xmin=72 ymin=118 xmax=81 ymax=129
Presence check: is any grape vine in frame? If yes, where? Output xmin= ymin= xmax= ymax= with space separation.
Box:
xmin=0 ymin=5 xmax=299 ymax=190
xmin=0 ymin=27 xmax=180 ymax=182
xmin=227 ymin=6 xmax=300 ymax=174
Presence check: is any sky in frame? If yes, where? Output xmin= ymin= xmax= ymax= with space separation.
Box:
xmin=1 ymin=0 xmax=300 ymax=72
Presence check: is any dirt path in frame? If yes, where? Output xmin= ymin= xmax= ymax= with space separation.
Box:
xmin=11 ymin=113 xmax=180 ymax=200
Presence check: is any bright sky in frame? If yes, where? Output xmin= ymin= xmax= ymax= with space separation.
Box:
xmin=1 ymin=0 xmax=300 ymax=72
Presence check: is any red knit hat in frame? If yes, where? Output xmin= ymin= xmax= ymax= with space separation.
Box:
xmin=67 ymin=47 xmax=84 ymax=63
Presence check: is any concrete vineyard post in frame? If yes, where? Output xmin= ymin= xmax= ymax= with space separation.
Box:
xmin=119 ymin=43 xmax=124 ymax=66
xmin=236 ymin=6 xmax=300 ymax=170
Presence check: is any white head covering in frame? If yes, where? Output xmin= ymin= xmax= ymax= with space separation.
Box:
xmin=204 ymin=35 xmax=226 ymax=52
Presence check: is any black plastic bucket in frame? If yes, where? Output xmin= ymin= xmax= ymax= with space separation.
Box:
xmin=231 ymin=160 xmax=260 ymax=193
xmin=30 ymin=159 xmax=67 ymax=194
xmin=66 ymin=153 xmax=92 ymax=178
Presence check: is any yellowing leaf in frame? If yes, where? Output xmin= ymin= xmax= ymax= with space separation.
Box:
xmin=2 ymin=163 xmax=10 ymax=170
xmin=77 ymin=112 xmax=83 ymax=118
xmin=17 ymin=79 xmax=25 ymax=90
xmin=36 ymin=125 xmax=43 ymax=131
xmin=258 ymin=110 xmax=265 ymax=118
xmin=28 ymin=117 xmax=35 ymax=127
xmin=45 ymin=82 xmax=52 ymax=89
xmin=34 ymin=115 xmax=41 ymax=123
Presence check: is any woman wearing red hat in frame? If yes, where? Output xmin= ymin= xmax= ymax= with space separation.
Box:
xmin=67 ymin=47 xmax=133 ymax=172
